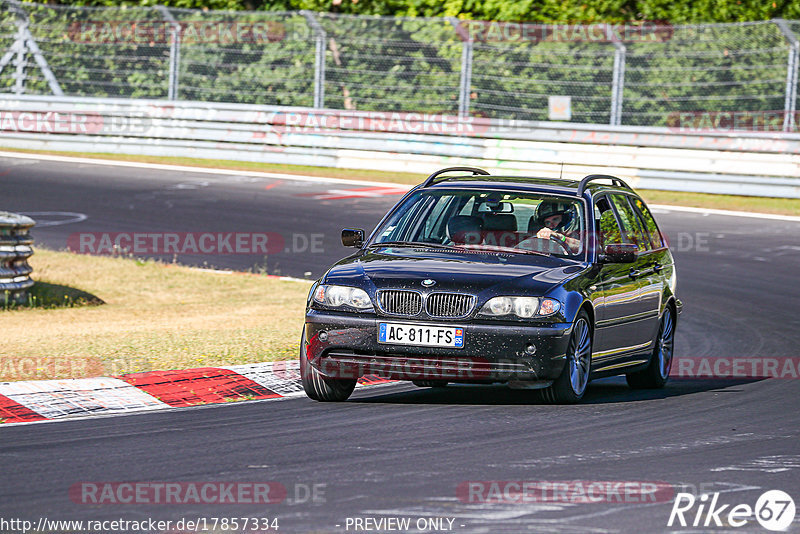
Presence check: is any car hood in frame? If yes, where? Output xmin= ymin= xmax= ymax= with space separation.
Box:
xmin=324 ymin=246 xmax=586 ymax=295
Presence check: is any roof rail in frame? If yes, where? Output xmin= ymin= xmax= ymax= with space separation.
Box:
xmin=421 ymin=166 xmax=490 ymax=187
xmin=577 ymin=174 xmax=632 ymax=197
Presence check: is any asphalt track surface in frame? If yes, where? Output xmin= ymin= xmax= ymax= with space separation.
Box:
xmin=2 ymin=154 xmax=800 ymax=533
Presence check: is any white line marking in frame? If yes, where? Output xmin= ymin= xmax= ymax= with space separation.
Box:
xmin=649 ymin=204 xmax=800 ymax=222
xmin=3 ymin=150 xmax=798 ymax=222
xmin=0 ymin=150 xmax=412 ymax=188
xmin=710 ymin=454 xmax=800 ymax=473
xmin=18 ymin=211 xmax=88 ymax=227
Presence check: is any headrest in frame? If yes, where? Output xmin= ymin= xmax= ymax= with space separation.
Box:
xmin=447 ymin=215 xmax=483 ymax=244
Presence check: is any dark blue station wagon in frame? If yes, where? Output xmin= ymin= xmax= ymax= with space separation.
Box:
xmin=301 ymin=168 xmax=682 ymax=403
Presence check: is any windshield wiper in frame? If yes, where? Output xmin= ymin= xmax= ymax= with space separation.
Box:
xmin=370 ymin=241 xmax=558 ymax=257
xmin=458 ymin=244 xmax=552 ymax=257
xmin=368 ymin=241 xmax=458 ymax=250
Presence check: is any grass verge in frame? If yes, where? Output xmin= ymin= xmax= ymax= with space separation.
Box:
xmin=2 ymin=147 xmax=799 ymax=216
xmin=0 ymin=248 xmax=310 ymax=381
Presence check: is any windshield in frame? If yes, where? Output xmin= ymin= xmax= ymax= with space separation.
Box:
xmin=371 ymin=189 xmax=585 ymax=258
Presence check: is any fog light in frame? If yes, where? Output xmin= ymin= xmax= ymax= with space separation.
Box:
xmin=525 ymin=343 xmax=536 ymax=354
xmin=319 ymin=331 xmax=328 ymax=341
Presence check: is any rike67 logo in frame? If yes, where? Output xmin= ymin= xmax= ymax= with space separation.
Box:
xmin=668 ymin=490 xmax=795 ymax=531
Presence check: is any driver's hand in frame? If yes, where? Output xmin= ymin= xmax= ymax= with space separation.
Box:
xmin=536 ymin=228 xmax=552 ymax=240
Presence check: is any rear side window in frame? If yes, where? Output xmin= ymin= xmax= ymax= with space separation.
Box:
xmin=631 ymin=197 xmax=665 ymax=248
xmin=610 ymin=195 xmax=652 ymax=251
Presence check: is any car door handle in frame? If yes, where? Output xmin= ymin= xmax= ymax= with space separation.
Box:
xmin=629 ymin=268 xmax=640 ymax=278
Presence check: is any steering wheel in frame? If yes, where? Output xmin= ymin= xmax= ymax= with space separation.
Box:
xmin=548 ymin=234 xmax=572 ymax=255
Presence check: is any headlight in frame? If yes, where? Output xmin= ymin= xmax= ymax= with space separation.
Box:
xmin=313 ymin=285 xmax=373 ymax=310
xmin=480 ymin=296 xmax=538 ymax=318
xmin=479 ymin=296 xmax=561 ymax=318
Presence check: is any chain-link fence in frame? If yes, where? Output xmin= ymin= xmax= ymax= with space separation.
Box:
xmin=1 ymin=0 xmax=799 ymax=130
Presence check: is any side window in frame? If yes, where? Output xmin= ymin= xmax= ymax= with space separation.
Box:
xmin=595 ymin=196 xmax=623 ymax=247
xmin=631 ymin=197 xmax=664 ymax=249
xmin=610 ymin=195 xmax=652 ymax=251
xmin=458 ymin=196 xmax=476 ymax=216
xmin=421 ymin=194 xmax=457 ymax=242
xmin=380 ymin=195 xmax=433 ymax=242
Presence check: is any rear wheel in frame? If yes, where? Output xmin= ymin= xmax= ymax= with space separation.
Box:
xmin=412 ymin=380 xmax=448 ymax=388
xmin=541 ymin=311 xmax=592 ymax=404
xmin=626 ymin=307 xmax=675 ymax=389
xmin=300 ymin=328 xmax=357 ymax=402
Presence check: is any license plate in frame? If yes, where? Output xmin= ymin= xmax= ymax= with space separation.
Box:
xmin=378 ymin=323 xmax=464 ymax=348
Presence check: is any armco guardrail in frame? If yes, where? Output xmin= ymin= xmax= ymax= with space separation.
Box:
xmin=0 ymin=95 xmax=799 ymax=198
xmin=2 ymin=2 xmax=799 ymax=131
xmin=0 ymin=211 xmax=35 ymax=306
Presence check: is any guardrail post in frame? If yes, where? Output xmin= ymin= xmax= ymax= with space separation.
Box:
xmin=608 ymin=24 xmax=626 ymax=127
xmin=301 ymin=11 xmax=326 ymax=109
xmin=157 ymin=6 xmax=180 ymax=101
xmin=774 ymin=19 xmax=799 ymax=132
xmin=0 ymin=211 xmax=35 ymax=308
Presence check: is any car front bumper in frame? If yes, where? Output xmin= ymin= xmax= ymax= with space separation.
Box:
xmin=303 ymin=309 xmax=573 ymax=383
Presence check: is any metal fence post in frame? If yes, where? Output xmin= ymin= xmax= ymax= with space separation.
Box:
xmin=448 ymin=18 xmax=473 ymax=119
xmin=157 ymin=6 xmax=180 ymax=101
xmin=5 ymin=0 xmax=63 ymax=96
xmin=774 ymin=19 xmax=799 ymax=132
xmin=301 ymin=11 xmax=326 ymax=109
xmin=458 ymin=40 xmax=473 ymax=119
xmin=608 ymin=25 xmax=626 ymax=127
xmin=12 ymin=21 xmax=26 ymax=95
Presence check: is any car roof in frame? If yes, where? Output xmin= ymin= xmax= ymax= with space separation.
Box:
xmin=424 ymin=175 xmax=637 ymax=199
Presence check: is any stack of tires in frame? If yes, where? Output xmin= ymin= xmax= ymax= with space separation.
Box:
xmin=0 ymin=212 xmax=35 ymax=307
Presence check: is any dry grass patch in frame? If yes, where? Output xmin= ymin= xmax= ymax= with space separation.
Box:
xmin=0 ymin=249 xmax=310 ymax=380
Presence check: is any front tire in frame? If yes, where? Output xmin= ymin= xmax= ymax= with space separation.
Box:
xmin=626 ymin=307 xmax=675 ymax=389
xmin=300 ymin=329 xmax=357 ymax=402
xmin=541 ymin=311 xmax=592 ymax=404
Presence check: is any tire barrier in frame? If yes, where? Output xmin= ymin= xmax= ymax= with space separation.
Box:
xmin=0 ymin=211 xmax=35 ymax=307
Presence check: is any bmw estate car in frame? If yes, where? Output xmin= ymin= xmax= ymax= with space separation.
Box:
xmin=300 ymin=168 xmax=682 ymax=403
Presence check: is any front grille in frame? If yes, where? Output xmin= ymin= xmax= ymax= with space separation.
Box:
xmin=427 ymin=292 xmax=476 ymax=318
xmin=377 ymin=290 xmax=422 ymax=316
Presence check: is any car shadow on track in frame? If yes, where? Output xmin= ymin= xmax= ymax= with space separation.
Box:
xmin=350 ymin=376 xmax=764 ymax=405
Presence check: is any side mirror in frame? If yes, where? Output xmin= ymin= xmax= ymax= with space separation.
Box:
xmin=601 ymin=243 xmax=638 ymax=263
xmin=341 ymin=228 xmax=365 ymax=248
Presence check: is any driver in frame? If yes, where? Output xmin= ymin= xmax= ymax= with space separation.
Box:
xmin=533 ymin=201 xmax=581 ymax=254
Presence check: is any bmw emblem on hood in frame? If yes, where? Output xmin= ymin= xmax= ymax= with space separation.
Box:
xmin=421 ymin=279 xmax=436 ymax=287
